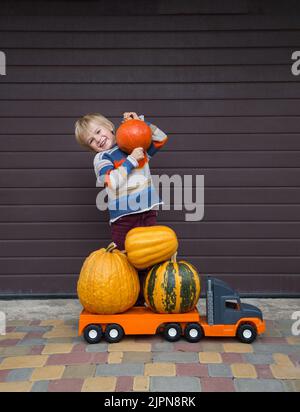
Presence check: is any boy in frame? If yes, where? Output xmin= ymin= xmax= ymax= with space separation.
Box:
xmin=75 ymin=112 xmax=168 ymax=304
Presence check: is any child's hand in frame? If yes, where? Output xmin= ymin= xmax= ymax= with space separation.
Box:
xmin=130 ymin=147 xmax=145 ymax=161
xmin=123 ymin=112 xmax=139 ymax=121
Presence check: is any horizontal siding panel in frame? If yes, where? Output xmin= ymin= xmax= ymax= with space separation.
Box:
xmin=0 ymin=0 xmax=249 ymax=17
xmin=1 ymin=83 xmax=300 ymax=99
xmin=0 ymin=169 xmax=299 ymax=188
xmin=2 ymin=134 xmax=300 ymax=152
xmin=203 ymin=275 xmax=300 ymax=296
xmin=0 ymin=275 xmax=78 ymax=295
xmin=1 ymin=31 xmax=300 ymax=48
xmin=1 ymin=239 xmax=300 ymax=257
xmin=1 ymin=99 xmax=300 ymax=117
xmin=1 ymin=66 xmax=296 ymax=83
xmin=0 ymin=15 xmax=299 ymax=31
xmin=2 ymin=205 xmax=300 ymax=222
xmin=0 ymin=274 xmax=298 ymax=296
xmin=152 ymin=151 xmax=300 ymax=168
xmin=2 ymin=222 xmax=300 ymax=240
xmin=2 ymin=187 xmax=300 ymax=205
xmin=1 ymin=151 xmax=300 ymax=169
xmin=1 ymin=256 xmax=300 ymax=275
xmin=4 ymin=48 xmax=295 ymax=66
xmin=1 ymin=117 xmax=300 ymax=134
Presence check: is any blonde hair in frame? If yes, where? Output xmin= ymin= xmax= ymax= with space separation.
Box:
xmin=74 ymin=113 xmax=115 ymax=150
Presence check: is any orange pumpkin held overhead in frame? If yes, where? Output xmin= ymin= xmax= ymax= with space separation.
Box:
xmin=116 ymin=119 xmax=152 ymax=154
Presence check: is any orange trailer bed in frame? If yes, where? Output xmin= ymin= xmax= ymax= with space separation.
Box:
xmin=79 ymin=306 xmax=200 ymax=336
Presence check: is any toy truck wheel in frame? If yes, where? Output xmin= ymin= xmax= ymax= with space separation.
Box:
xmin=163 ymin=323 xmax=182 ymax=342
xmin=237 ymin=324 xmax=257 ymax=344
xmin=84 ymin=324 xmax=102 ymax=344
xmin=184 ymin=323 xmax=204 ymax=343
xmin=104 ymin=324 xmax=124 ymax=343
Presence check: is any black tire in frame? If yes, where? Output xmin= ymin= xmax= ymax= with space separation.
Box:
xmin=104 ymin=324 xmax=125 ymax=343
xmin=163 ymin=323 xmax=182 ymax=342
xmin=184 ymin=323 xmax=204 ymax=343
xmin=236 ymin=323 xmax=257 ymax=344
xmin=84 ymin=324 xmax=102 ymax=344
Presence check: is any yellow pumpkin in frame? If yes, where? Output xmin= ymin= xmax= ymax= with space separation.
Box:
xmin=77 ymin=242 xmax=140 ymax=314
xmin=124 ymin=225 xmax=178 ymax=269
xmin=144 ymin=252 xmax=201 ymax=314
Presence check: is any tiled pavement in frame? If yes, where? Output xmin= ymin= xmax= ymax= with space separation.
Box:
xmin=0 ymin=319 xmax=299 ymax=392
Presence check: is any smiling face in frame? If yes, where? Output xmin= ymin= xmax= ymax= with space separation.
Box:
xmin=82 ymin=120 xmax=116 ymax=152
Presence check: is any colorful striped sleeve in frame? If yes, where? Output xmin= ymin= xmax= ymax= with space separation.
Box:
xmin=146 ymin=122 xmax=168 ymax=159
xmin=93 ymin=152 xmax=138 ymax=190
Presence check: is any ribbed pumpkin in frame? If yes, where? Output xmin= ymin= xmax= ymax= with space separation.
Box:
xmin=77 ymin=242 xmax=140 ymax=314
xmin=116 ymin=119 xmax=152 ymax=154
xmin=144 ymin=253 xmax=201 ymax=314
xmin=125 ymin=225 xmax=178 ymax=270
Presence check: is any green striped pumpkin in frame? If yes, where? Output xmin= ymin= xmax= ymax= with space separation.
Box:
xmin=143 ymin=253 xmax=201 ymax=314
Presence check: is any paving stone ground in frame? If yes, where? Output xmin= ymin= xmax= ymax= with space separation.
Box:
xmin=0 ymin=317 xmax=299 ymax=392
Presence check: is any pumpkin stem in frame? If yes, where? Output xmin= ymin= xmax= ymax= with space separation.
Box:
xmin=170 ymin=252 xmax=177 ymax=263
xmin=106 ymin=242 xmax=118 ymax=253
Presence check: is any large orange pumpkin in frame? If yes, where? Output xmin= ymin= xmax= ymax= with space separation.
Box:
xmin=116 ymin=119 xmax=152 ymax=154
xmin=77 ymin=242 xmax=140 ymax=314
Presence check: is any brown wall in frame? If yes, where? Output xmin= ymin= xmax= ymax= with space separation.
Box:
xmin=0 ymin=0 xmax=300 ymax=296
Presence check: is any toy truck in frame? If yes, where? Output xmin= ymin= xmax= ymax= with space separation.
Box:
xmin=78 ymin=276 xmax=265 ymax=344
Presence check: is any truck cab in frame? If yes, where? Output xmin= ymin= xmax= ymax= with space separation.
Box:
xmin=204 ymin=277 xmax=265 ymax=343
xmin=207 ymin=277 xmax=263 ymax=325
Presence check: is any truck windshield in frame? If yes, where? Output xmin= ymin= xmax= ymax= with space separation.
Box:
xmin=225 ymin=300 xmax=240 ymax=310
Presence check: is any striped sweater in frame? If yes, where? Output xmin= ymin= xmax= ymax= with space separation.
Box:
xmin=94 ymin=119 xmax=168 ymax=223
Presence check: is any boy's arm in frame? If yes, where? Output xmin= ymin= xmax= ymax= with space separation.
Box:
xmin=145 ymin=119 xmax=168 ymax=159
xmin=94 ymin=152 xmax=138 ymax=190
